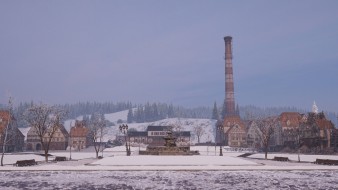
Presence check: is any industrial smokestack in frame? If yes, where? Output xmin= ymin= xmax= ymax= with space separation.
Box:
xmin=224 ymin=36 xmax=236 ymax=116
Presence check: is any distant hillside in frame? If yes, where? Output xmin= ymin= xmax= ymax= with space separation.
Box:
xmin=9 ymin=101 xmax=338 ymax=128
xmin=63 ymin=110 xmax=216 ymax=144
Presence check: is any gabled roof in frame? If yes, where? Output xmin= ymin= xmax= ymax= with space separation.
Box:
xmin=315 ymin=117 xmax=334 ymax=130
xmin=279 ymin=112 xmax=302 ymax=128
xmin=223 ymin=115 xmax=246 ymax=126
xmin=70 ymin=121 xmax=88 ymax=137
xmin=227 ymin=123 xmax=247 ymax=134
xmin=57 ymin=124 xmax=69 ymax=137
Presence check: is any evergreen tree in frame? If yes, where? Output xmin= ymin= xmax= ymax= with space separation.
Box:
xmin=221 ymin=101 xmax=226 ymax=119
xmin=127 ymin=108 xmax=133 ymax=123
xmin=212 ymin=102 xmax=219 ymax=120
xmin=152 ymin=103 xmax=159 ymax=121
xmin=168 ymin=104 xmax=175 ymax=118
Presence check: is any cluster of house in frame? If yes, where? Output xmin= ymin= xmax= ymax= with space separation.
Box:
xmin=220 ymin=109 xmax=338 ymax=153
xmin=0 ymin=112 xmax=93 ymax=152
xmin=26 ymin=120 xmax=93 ymax=151
xmin=0 ymin=110 xmax=191 ymax=152
xmin=1 ymin=107 xmax=337 ymax=154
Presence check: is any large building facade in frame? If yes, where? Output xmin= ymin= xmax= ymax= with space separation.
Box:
xmin=69 ymin=120 xmax=92 ymax=151
xmin=217 ymin=37 xmax=336 ymax=152
xmin=26 ymin=124 xmax=69 ymax=151
xmin=117 ymin=126 xmax=191 ymax=147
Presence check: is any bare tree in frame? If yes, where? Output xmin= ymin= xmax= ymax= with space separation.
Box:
xmin=88 ymin=113 xmax=107 ymax=158
xmin=193 ymin=126 xmax=205 ymax=143
xmin=24 ymin=103 xmax=67 ymax=162
xmin=170 ymin=119 xmax=184 ymax=145
xmin=256 ymin=117 xmax=277 ymax=159
xmin=1 ymin=97 xmax=15 ymax=166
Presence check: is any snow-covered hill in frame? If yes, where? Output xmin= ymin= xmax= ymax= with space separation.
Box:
xmin=104 ymin=118 xmax=216 ymax=143
xmin=19 ymin=110 xmax=216 ymax=144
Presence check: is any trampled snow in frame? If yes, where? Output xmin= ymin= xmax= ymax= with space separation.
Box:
xmin=1 ymin=146 xmax=338 ymax=171
xmin=0 ymin=170 xmax=337 ymax=189
xmin=1 ymin=146 xmax=338 ymax=189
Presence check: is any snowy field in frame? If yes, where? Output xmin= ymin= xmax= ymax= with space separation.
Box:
xmin=0 ymin=146 xmax=338 ymax=189
xmin=1 ymin=146 xmax=338 ymax=171
xmin=0 ymin=170 xmax=337 ymax=189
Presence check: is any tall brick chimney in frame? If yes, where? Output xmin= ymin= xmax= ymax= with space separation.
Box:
xmin=224 ymin=36 xmax=236 ymax=116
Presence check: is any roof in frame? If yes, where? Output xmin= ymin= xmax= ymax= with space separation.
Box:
xmin=315 ymin=115 xmax=334 ymax=130
xmin=128 ymin=131 xmax=147 ymax=137
xmin=304 ymin=112 xmax=334 ymax=130
xmin=223 ymin=115 xmax=246 ymax=133
xmin=0 ymin=110 xmax=16 ymax=134
xmin=227 ymin=124 xmax=247 ymax=134
xmin=70 ymin=126 xmax=88 ymax=137
xmin=146 ymin=126 xmax=171 ymax=131
xmin=70 ymin=121 xmax=88 ymax=137
xmin=57 ymin=124 xmax=69 ymax=137
xmin=279 ymin=112 xmax=302 ymax=128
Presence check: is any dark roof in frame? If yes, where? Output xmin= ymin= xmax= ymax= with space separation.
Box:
xmin=128 ymin=128 xmax=190 ymax=137
xmin=146 ymin=126 xmax=171 ymax=131
xmin=128 ymin=131 xmax=147 ymax=137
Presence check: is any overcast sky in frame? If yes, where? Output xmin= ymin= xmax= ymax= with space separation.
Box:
xmin=1 ymin=1 xmax=337 ymax=112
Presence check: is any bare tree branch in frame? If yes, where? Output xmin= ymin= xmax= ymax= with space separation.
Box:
xmin=24 ymin=103 xmax=67 ymax=162
xmin=88 ymin=113 xmax=107 ymax=158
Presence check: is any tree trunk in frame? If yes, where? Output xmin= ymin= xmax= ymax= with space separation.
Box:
xmin=45 ymin=150 xmax=49 ymax=162
xmin=197 ymin=136 xmax=200 ymax=143
xmin=96 ymin=150 xmax=99 ymax=158
xmin=264 ymin=145 xmax=268 ymax=159
xmin=93 ymin=142 xmax=99 ymax=158
xmin=1 ymin=152 xmax=4 ymax=166
xmin=1 ymin=121 xmax=9 ymax=166
xmin=1 ymin=139 xmax=7 ymax=166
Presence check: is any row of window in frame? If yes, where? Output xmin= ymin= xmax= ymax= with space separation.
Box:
xmin=43 ymin=137 xmax=64 ymax=142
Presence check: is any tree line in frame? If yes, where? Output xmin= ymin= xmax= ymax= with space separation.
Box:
xmin=3 ymin=100 xmax=337 ymax=127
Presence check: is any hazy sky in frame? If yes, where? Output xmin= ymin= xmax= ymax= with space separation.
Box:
xmin=1 ymin=1 xmax=338 ymax=112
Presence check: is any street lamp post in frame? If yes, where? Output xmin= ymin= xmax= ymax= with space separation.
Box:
xmin=217 ymin=124 xmax=224 ymax=156
xmin=69 ymin=137 xmax=72 ymax=160
xmin=119 ymin=124 xmax=131 ymax=156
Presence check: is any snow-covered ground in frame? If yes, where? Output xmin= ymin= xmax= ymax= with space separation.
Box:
xmin=248 ymin=152 xmax=338 ymax=162
xmin=1 ymin=146 xmax=338 ymax=189
xmin=11 ymin=110 xmax=338 ymax=189
xmin=1 ymin=146 xmax=338 ymax=171
xmin=0 ymin=170 xmax=337 ymax=190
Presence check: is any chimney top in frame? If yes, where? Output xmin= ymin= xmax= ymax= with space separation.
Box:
xmin=224 ymin=36 xmax=232 ymax=41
